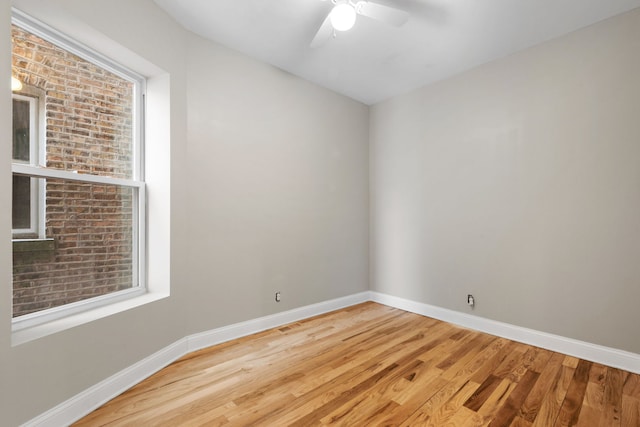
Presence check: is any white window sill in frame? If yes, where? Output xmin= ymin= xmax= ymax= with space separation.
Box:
xmin=11 ymin=291 xmax=169 ymax=346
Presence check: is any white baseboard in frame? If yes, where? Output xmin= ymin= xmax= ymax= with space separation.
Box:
xmin=22 ymin=291 xmax=370 ymax=427
xmin=370 ymin=291 xmax=640 ymax=375
xmin=23 ymin=290 xmax=640 ymax=426
xmin=23 ymin=338 xmax=188 ymax=427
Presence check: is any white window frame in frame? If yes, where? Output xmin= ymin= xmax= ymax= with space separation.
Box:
xmin=11 ymin=92 xmax=45 ymax=238
xmin=11 ymin=10 xmax=147 ymax=331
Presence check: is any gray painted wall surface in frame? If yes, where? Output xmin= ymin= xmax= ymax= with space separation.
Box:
xmin=184 ymin=35 xmax=369 ymax=333
xmin=370 ymin=8 xmax=640 ymax=354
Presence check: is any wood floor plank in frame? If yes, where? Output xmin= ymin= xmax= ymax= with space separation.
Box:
xmin=465 ymin=375 xmax=504 ymax=412
xmin=574 ymin=363 xmax=608 ymax=427
xmin=621 ymin=395 xmax=640 ymax=427
xmin=73 ymin=302 xmax=640 ymax=427
xmin=525 ymin=347 xmax=554 ymax=374
xmin=510 ymin=415 xmax=533 ymax=427
xmin=493 ymin=349 xmax=527 ymax=381
xmin=584 ymin=363 xmax=608 ymax=407
xmin=531 ymin=363 xmax=576 ymax=427
xmin=489 ymin=369 xmax=540 ymax=427
xmin=563 ymin=356 xmax=581 ymax=369
xmin=474 ymin=378 xmax=519 ymax=426
xmin=471 ymin=340 xmax=521 ymax=383
xmin=518 ymin=352 xmax=565 ymax=423
xmin=439 ymin=334 xmax=499 ymax=381
xmin=423 ymin=379 xmax=480 ymax=427
xmin=599 ymin=367 xmax=626 ymax=426
xmin=553 ymin=358 xmax=591 ymax=426
xmin=624 ymin=373 xmax=640 ymax=397
xmin=156 ymin=401 xmax=235 ymax=427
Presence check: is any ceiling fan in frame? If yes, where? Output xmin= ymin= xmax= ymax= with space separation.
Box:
xmin=311 ymin=0 xmax=409 ymax=48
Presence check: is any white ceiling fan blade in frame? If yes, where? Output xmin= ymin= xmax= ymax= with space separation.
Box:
xmin=310 ymin=13 xmax=333 ymax=48
xmin=355 ymin=1 xmax=409 ymax=27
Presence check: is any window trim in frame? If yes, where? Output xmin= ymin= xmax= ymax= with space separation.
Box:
xmin=11 ymin=9 xmax=147 ymax=331
xmin=11 ymin=92 xmax=44 ymax=238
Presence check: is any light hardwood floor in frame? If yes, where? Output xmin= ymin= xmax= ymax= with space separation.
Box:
xmin=74 ymin=302 xmax=640 ymax=426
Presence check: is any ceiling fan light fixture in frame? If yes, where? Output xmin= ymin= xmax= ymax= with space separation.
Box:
xmin=330 ymin=3 xmax=356 ymax=32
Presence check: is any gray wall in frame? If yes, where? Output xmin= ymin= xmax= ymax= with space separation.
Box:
xmin=370 ymin=8 xmax=640 ymax=353
xmin=184 ymin=35 xmax=369 ymax=333
xmin=0 ymin=0 xmax=369 ymax=425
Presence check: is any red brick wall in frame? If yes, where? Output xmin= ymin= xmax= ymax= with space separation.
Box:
xmin=12 ymin=25 xmax=136 ymax=317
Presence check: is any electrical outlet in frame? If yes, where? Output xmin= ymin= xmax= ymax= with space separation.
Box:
xmin=467 ymin=294 xmax=475 ymax=308
xmin=275 ymin=292 xmax=281 ymax=302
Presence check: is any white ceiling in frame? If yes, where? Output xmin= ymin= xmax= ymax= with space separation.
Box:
xmin=153 ymin=0 xmax=640 ymax=105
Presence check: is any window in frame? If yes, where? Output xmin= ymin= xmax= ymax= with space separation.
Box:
xmin=11 ymin=10 xmax=146 ymax=327
xmin=12 ymin=90 xmax=44 ymax=238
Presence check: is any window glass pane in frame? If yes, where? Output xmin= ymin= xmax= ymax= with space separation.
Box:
xmin=13 ymin=177 xmax=135 ymax=318
xmin=12 ymin=98 xmax=30 ymax=162
xmin=12 ymin=24 xmax=134 ymax=179
xmin=12 ymin=175 xmax=32 ymax=230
